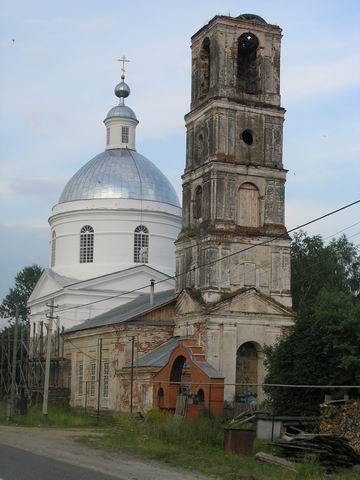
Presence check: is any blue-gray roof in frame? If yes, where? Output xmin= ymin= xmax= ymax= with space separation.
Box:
xmin=131 ymin=337 xmax=182 ymax=368
xmin=127 ymin=336 xmax=224 ymax=378
xmin=58 ymin=149 xmax=180 ymax=206
xmin=106 ymin=105 xmax=137 ymax=121
xmin=66 ymin=289 xmax=177 ymax=333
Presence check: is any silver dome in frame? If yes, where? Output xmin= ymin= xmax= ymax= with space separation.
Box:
xmin=58 ymin=149 xmax=180 ymax=207
xmin=106 ymin=105 xmax=138 ymax=121
xmin=115 ymin=80 xmax=130 ymax=99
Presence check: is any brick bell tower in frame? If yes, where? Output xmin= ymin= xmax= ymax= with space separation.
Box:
xmin=175 ymin=13 xmax=292 ymax=309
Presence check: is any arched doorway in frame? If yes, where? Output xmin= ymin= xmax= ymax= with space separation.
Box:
xmin=157 ymin=387 xmax=164 ymax=408
xmin=170 ymin=355 xmax=191 ymax=394
xmin=195 ymin=388 xmax=205 ymax=404
xmin=236 ymin=342 xmax=261 ymax=401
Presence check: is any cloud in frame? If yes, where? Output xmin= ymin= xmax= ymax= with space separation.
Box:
xmin=283 ymin=54 xmax=360 ymax=100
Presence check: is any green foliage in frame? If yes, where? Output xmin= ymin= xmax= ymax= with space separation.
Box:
xmin=291 ymin=232 xmax=360 ymax=311
xmin=0 ymin=401 xmax=113 ymax=428
xmin=143 ymin=409 xmax=224 ymax=447
xmin=81 ymin=411 xmax=359 ymax=480
xmin=0 ymin=264 xmax=43 ymax=323
xmin=265 ymin=232 xmax=360 ymax=415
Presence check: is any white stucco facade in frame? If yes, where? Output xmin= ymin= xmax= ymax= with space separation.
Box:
xmin=49 ymin=198 xmax=181 ymax=280
xmin=29 ymin=74 xmax=182 ymax=334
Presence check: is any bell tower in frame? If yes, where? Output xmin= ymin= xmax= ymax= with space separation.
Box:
xmin=176 ymin=14 xmax=291 ymax=308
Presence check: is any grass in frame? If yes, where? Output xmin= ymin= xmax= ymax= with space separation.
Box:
xmin=78 ymin=410 xmax=360 ymax=480
xmin=0 ymin=400 xmax=113 ymax=428
xmin=1 ymin=402 xmax=359 ymax=479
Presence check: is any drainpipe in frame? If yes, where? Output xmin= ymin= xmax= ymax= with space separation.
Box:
xmin=150 ymin=279 xmax=155 ymax=306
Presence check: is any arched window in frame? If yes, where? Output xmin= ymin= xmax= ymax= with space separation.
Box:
xmin=134 ymin=225 xmax=149 ymax=263
xmin=195 ymin=132 xmax=205 ymax=166
xmin=51 ymin=231 xmax=56 ymax=267
xmin=238 ymin=183 xmax=260 ymax=227
xmin=199 ymin=37 xmax=210 ymax=97
xmin=80 ymin=225 xmax=94 ymax=263
xmin=237 ymin=32 xmax=259 ymax=94
xmin=194 ymin=186 xmax=202 ymax=219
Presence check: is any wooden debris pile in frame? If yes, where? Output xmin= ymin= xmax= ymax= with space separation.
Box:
xmin=271 ymin=434 xmax=360 ymax=471
xmin=320 ymin=400 xmax=360 ymax=453
xmin=255 ymin=452 xmax=297 ymax=472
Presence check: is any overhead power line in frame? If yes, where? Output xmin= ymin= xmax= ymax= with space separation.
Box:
xmin=31 ymin=198 xmax=360 ymax=319
xmin=324 ymin=219 xmax=360 ymax=240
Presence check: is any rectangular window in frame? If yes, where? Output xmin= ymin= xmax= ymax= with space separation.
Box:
xmin=106 ymin=127 xmax=110 ymax=144
xmin=90 ymin=361 xmax=96 ymax=396
xmin=103 ymin=361 xmax=109 ymax=398
xmin=122 ymin=126 xmax=129 ymax=144
xmin=80 ymin=231 xmax=94 ymax=263
xmin=77 ymin=362 xmax=83 ymax=396
xmin=134 ymin=233 xmax=149 ymax=263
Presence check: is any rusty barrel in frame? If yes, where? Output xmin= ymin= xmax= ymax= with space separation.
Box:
xmin=224 ymin=428 xmax=256 ymax=455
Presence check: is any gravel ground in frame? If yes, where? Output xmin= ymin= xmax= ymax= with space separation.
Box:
xmin=0 ymin=426 xmax=212 ymax=480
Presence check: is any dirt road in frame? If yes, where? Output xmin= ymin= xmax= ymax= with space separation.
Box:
xmin=0 ymin=426 xmax=212 ymax=480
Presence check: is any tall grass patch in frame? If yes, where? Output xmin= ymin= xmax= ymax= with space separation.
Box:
xmin=0 ymin=400 xmax=113 ymax=428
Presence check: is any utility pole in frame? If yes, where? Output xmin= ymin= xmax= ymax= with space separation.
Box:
xmin=130 ymin=336 xmax=135 ymax=414
xmin=96 ymin=338 xmax=103 ymax=423
xmin=8 ymin=305 xmax=19 ymax=420
xmin=42 ymin=299 xmax=57 ymax=418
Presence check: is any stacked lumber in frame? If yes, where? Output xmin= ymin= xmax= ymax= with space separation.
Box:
xmin=271 ymin=434 xmax=360 ymax=471
xmin=255 ymin=452 xmax=297 ymax=472
xmin=320 ymin=400 xmax=360 ymax=453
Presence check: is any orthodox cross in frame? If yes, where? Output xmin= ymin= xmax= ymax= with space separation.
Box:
xmin=117 ymin=55 xmax=130 ymax=77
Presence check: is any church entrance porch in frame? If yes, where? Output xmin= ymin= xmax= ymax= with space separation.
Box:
xmin=152 ymin=339 xmax=224 ymax=417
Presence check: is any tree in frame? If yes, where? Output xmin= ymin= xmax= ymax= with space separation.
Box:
xmin=265 ymin=290 xmax=360 ymax=415
xmin=291 ymin=231 xmax=360 ymax=312
xmin=0 ymin=265 xmax=43 ymax=323
xmin=265 ymin=232 xmax=360 ymax=415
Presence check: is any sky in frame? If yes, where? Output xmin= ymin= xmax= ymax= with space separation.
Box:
xmin=0 ymin=0 xmax=359 ymax=303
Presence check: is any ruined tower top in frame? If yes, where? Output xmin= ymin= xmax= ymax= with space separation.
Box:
xmin=190 ymin=14 xmax=282 ymax=111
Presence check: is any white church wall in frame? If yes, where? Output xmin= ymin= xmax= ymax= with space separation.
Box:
xmin=205 ymin=318 xmax=292 ymax=402
xmin=105 ymin=116 xmax=137 ymax=150
xmin=49 ymin=198 xmax=181 ymax=281
xmin=29 ymin=266 xmax=175 ymax=332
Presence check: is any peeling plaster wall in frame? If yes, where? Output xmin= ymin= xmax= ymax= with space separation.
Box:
xmin=191 ymin=16 xmax=281 ymax=110
xmin=65 ymin=323 xmax=173 ymax=412
xmin=174 ymin=297 xmax=293 ymax=402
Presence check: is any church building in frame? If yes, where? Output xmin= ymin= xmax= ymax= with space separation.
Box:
xmin=29 ymin=13 xmax=294 ymax=413
xmin=28 ymin=67 xmax=181 ymax=331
